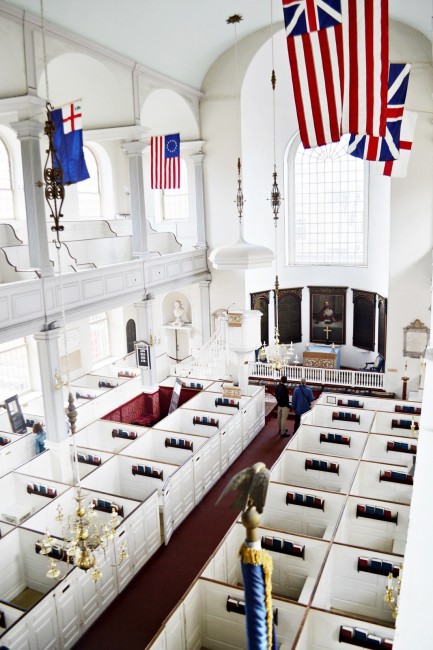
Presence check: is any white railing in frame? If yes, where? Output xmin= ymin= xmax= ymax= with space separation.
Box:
xmin=171 ymin=321 xmax=229 ymax=379
xmin=248 ymin=361 xmax=385 ymax=391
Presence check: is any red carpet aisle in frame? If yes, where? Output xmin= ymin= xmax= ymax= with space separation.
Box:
xmin=74 ymin=412 xmax=293 ymax=650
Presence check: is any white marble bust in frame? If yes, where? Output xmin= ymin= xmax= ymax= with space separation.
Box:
xmin=173 ymin=300 xmax=185 ymax=326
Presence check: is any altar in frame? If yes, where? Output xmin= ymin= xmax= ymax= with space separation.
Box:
xmin=303 ymin=344 xmax=341 ymax=369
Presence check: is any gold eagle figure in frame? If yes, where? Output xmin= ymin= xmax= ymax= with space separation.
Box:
xmin=216 ymin=462 xmax=270 ymax=514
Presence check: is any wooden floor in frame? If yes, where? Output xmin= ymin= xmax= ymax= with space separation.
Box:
xmin=73 ymin=405 xmax=290 ymax=650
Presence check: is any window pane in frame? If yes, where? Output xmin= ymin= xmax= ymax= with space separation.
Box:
xmin=162 ymin=158 xmax=188 ymax=221
xmin=0 ymin=139 xmax=14 ymax=219
xmin=291 ymin=135 xmax=366 ymax=266
xmin=0 ymin=338 xmax=31 ymax=400
xmin=89 ymin=313 xmax=110 ymax=363
xmin=77 ymin=147 xmax=101 ymax=217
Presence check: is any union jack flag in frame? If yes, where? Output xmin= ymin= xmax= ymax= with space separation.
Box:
xmin=375 ymin=110 xmax=417 ymax=177
xmin=347 ymin=63 xmax=411 ymax=161
xmin=282 ymin=0 xmax=342 ymax=36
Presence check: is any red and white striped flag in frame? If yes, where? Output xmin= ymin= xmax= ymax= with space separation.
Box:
xmin=282 ymin=0 xmax=389 ymax=149
xmin=150 ymin=133 xmax=180 ymax=189
xmin=340 ymin=0 xmax=389 ymax=138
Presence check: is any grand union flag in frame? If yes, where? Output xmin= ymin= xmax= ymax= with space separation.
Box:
xmin=282 ymin=0 xmax=389 ymax=148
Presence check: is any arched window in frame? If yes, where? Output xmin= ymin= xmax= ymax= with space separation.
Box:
xmin=0 ymin=138 xmax=14 ymax=220
xmin=0 ymin=337 xmax=31 ymax=400
xmin=126 ymin=319 xmax=136 ymax=353
xmin=77 ymin=147 xmax=102 ymax=218
xmin=160 ymin=158 xmax=188 ymax=221
xmin=89 ymin=313 xmax=110 ymax=363
xmin=287 ymin=135 xmax=367 ymax=266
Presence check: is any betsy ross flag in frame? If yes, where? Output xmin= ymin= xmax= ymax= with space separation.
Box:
xmin=347 ymin=63 xmax=411 ymax=162
xmin=50 ymin=101 xmax=89 ymax=184
xmin=150 ymin=133 xmax=180 ymax=189
xmin=282 ymin=0 xmax=389 ymax=149
xmin=375 ymin=109 xmax=417 ymax=177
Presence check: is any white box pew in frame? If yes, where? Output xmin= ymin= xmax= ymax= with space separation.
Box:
xmin=0 ymin=431 xmax=34 ymax=478
xmin=159 ymin=376 xmax=215 ymax=391
xmin=305 ymin=404 xmax=375 ymax=432
xmin=260 ymin=481 xmax=345 ymax=540
xmin=0 ymin=528 xmax=61 ymax=650
xmin=270 ymin=449 xmax=358 ymax=494
xmin=80 ymin=454 xmax=194 ymax=543
xmin=185 ymin=391 xmax=250 ymax=416
xmin=148 ymin=576 xmax=307 ymax=650
xmin=291 ymin=424 xmax=367 ymax=460
xmin=295 ymin=608 xmax=394 ymax=650
xmin=71 ymin=373 xmax=128 ymax=392
xmin=318 ymin=392 xmax=418 ymax=413
xmin=13 ymin=447 xmax=110 ymax=482
xmin=363 ymin=432 xmax=418 ymax=464
xmin=0 ymin=525 xmax=71 ymax=608
xmin=351 ymin=460 xmax=413 ymax=505
xmin=177 ymin=406 xmax=242 ymax=473
xmin=22 ymin=485 xmax=161 ymax=585
xmin=118 ymin=429 xmax=212 ymax=504
xmin=73 ymin=419 xmax=147 ymax=453
xmin=162 ymin=406 xmax=231 ymax=437
xmin=334 ymin=495 xmax=410 ymax=555
xmin=312 ymin=543 xmax=400 ymax=625
xmin=0 ymin=529 xmax=118 ymax=650
xmin=90 ymin=363 xmax=139 ymax=380
xmin=0 ymin=471 xmax=69 ymax=526
xmin=203 ymin=521 xmax=328 ymax=604
xmin=206 ymin=383 xmax=266 ymax=441
xmin=181 ymin=393 xmax=245 ymax=474
xmin=371 ymin=410 xmax=420 ymax=436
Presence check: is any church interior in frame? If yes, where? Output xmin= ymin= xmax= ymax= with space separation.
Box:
xmin=0 ymin=0 xmax=432 ymax=648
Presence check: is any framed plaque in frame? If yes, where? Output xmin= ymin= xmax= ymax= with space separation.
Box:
xmin=135 ymin=342 xmax=151 ymax=368
xmin=403 ymin=320 xmax=429 ymax=358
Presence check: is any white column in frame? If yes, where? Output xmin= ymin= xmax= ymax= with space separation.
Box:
xmin=11 ymin=119 xmax=53 ymax=277
xmin=190 ymin=152 xmax=207 ymax=249
xmin=134 ymin=297 xmax=158 ymax=389
xmin=199 ymin=280 xmax=211 ymax=344
xmin=393 ymin=346 xmax=433 ymax=649
xmin=34 ymin=328 xmax=73 ymax=483
xmin=121 ymin=141 xmax=149 ymax=257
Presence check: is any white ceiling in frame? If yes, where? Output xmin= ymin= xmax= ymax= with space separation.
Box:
xmin=5 ymin=0 xmax=433 ymax=89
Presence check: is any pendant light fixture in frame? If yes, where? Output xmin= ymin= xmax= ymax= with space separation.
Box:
xmin=209 ymin=14 xmax=274 ymax=271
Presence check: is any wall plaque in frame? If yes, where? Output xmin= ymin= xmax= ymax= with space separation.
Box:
xmin=403 ymin=319 xmax=429 ymax=358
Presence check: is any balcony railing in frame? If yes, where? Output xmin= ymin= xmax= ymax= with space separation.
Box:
xmin=248 ymin=361 xmax=385 ymax=391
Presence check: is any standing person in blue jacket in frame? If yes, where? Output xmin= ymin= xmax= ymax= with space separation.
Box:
xmin=275 ymin=375 xmax=290 ymax=437
xmin=291 ymin=378 xmax=314 ymax=432
xmin=33 ymin=422 xmax=46 ymax=454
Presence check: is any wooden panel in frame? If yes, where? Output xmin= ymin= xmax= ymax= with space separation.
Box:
xmin=278 ymin=288 xmax=302 ymax=344
xmin=353 ymin=289 xmax=376 ymax=351
xmin=377 ymin=295 xmax=387 ymax=360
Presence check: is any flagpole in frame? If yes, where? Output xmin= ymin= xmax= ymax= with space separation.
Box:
xmin=240 ymin=503 xmax=276 ymax=650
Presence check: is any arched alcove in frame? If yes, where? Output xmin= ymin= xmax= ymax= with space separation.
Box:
xmin=141 ymin=89 xmax=199 ymax=141
xmin=38 ymin=52 xmax=134 ymax=128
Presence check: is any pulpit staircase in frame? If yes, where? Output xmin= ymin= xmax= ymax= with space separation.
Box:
xmin=171 ymin=319 xmax=230 ymax=380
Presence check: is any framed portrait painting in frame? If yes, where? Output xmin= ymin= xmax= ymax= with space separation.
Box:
xmin=309 ymin=286 xmax=347 ymax=345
